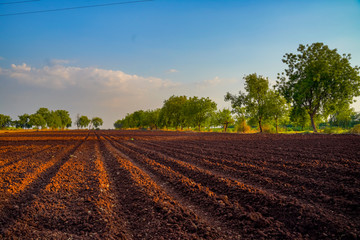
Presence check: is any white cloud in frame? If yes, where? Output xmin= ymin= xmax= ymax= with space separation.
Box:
xmin=166 ymin=69 xmax=178 ymax=73
xmin=0 ymin=63 xmax=179 ymax=93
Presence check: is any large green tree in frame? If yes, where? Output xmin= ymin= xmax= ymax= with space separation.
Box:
xmin=277 ymin=42 xmax=360 ymax=132
xmin=225 ymin=73 xmax=271 ymax=132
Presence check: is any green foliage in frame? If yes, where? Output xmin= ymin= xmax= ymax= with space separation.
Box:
xmin=322 ymin=127 xmax=345 ymax=134
xmin=54 ymin=110 xmax=72 ymax=129
xmin=277 ymin=42 xmax=360 ymax=132
xmin=350 ymin=124 xmax=360 ymax=134
xmin=36 ymin=108 xmax=51 ymax=128
xmin=161 ymin=95 xmax=188 ymax=129
xmin=91 ymin=117 xmax=103 ymax=129
xmin=77 ymin=115 xmax=91 ymax=129
xmin=234 ymin=119 xmax=251 ymax=133
xmin=0 ymin=114 xmax=12 ymax=129
xmin=213 ymin=108 xmax=234 ymax=132
xmin=185 ymin=96 xmax=217 ymax=131
xmin=114 ymin=119 xmax=123 ymax=129
xmin=262 ymin=124 xmax=276 ymax=133
xmin=225 ymin=73 xmax=286 ymax=133
xmin=16 ymin=113 xmax=31 ymax=129
xmin=328 ymin=103 xmax=355 ymax=129
xmin=29 ymin=114 xmax=46 ymax=129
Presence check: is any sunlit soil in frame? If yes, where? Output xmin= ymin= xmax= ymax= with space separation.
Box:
xmin=0 ymin=130 xmax=359 ymax=239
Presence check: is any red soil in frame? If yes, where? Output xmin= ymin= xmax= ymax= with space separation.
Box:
xmin=0 ymin=130 xmax=359 ymax=239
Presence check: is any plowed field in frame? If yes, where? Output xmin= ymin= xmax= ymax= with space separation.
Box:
xmin=0 ymin=130 xmax=359 ymax=239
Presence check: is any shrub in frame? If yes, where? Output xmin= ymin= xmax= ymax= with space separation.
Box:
xmin=235 ymin=120 xmax=251 ymax=133
xmin=350 ymin=124 xmax=360 ymax=134
xmin=262 ymin=124 xmax=276 ymax=133
xmin=322 ymin=127 xmax=344 ymax=134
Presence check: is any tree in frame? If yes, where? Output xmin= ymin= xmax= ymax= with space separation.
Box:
xmin=0 ymin=114 xmax=12 ymax=129
xmin=29 ymin=114 xmax=46 ymax=130
xmin=78 ymin=115 xmax=91 ymax=129
xmin=47 ymin=111 xmax=62 ymax=130
xmin=36 ymin=108 xmax=51 ymax=128
xmin=185 ymin=96 xmax=217 ymax=131
xmin=91 ymin=117 xmax=103 ymax=129
xmin=114 ymin=119 xmax=123 ymax=129
xmin=266 ymin=90 xmax=289 ymax=133
xmin=55 ymin=110 xmax=72 ymax=129
xmin=142 ymin=109 xmax=161 ymax=130
xmin=17 ymin=113 xmax=31 ymax=129
xmin=225 ymin=73 xmax=271 ymax=133
xmin=277 ymin=42 xmax=360 ymax=132
xmin=328 ymin=103 xmax=355 ymax=129
xmin=75 ymin=114 xmax=81 ymax=129
xmin=214 ymin=108 xmax=234 ymax=132
xmin=161 ymin=95 xmax=188 ymax=130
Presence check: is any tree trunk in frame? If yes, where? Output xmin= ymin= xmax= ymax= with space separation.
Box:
xmin=275 ymin=118 xmax=278 ymax=134
xmin=310 ymin=114 xmax=317 ymax=133
xmin=259 ymin=119 xmax=263 ymax=133
xmin=224 ymin=123 xmax=228 ymax=132
xmin=198 ymin=124 xmax=201 ymax=131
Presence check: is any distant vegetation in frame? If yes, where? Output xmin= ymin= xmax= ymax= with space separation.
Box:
xmin=0 ymin=108 xmax=103 ymax=131
xmin=114 ymin=42 xmax=360 ymax=134
xmin=1 ymin=42 xmax=360 ymax=133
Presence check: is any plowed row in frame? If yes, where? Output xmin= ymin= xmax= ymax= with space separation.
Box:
xmin=0 ymin=130 xmax=359 ymax=239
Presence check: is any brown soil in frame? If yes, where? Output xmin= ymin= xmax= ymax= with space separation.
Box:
xmin=0 ymin=130 xmax=359 ymax=239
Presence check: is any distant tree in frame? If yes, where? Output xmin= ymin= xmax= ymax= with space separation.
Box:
xmin=225 ymin=73 xmax=271 ymax=132
xmin=214 ymin=108 xmax=234 ymax=132
xmin=48 ymin=111 xmax=62 ymax=130
xmin=277 ymin=42 xmax=360 ymax=132
xmin=75 ymin=114 xmax=81 ymax=129
xmin=328 ymin=103 xmax=355 ymax=129
xmin=0 ymin=114 xmax=12 ymax=129
xmin=29 ymin=114 xmax=46 ymax=130
xmin=132 ymin=110 xmax=145 ymax=128
xmin=266 ymin=90 xmax=289 ymax=133
xmin=142 ymin=109 xmax=161 ymax=130
xmin=36 ymin=107 xmax=51 ymax=128
xmin=55 ymin=110 xmax=72 ymax=129
xmin=161 ymin=95 xmax=188 ymax=130
xmin=185 ymin=96 xmax=217 ymax=131
xmin=17 ymin=113 xmax=31 ymax=129
xmin=114 ymin=119 xmax=123 ymax=129
xmin=78 ymin=115 xmax=91 ymax=129
xmin=91 ymin=117 xmax=103 ymax=129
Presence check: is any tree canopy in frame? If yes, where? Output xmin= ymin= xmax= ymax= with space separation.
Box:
xmin=276 ymin=42 xmax=360 ymax=132
xmin=91 ymin=117 xmax=103 ymax=129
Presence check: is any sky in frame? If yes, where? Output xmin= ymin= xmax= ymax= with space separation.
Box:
xmin=1 ymin=0 xmax=360 ymax=129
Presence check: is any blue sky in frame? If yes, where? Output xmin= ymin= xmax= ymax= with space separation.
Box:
xmin=1 ymin=0 xmax=360 ymax=128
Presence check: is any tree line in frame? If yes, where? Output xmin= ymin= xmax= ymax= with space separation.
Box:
xmin=0 ymin=108 xmax=103 ymax=130
xmin=114 ymin=43 xmax=360 ymax=133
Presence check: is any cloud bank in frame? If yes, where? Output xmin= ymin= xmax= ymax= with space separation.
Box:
xmin=1 ymin=63 xmax=178 ymax=94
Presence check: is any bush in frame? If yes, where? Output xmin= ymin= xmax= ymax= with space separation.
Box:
xmin=262 ymin=124 xmax=276 ymax=133
xmin=322 ymin=127 xmax=344 ymax=134
xmin=235 ymin=120 xmax=251 ymax=133
xmin=350 ymin=124 xmax=360 ymax=134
